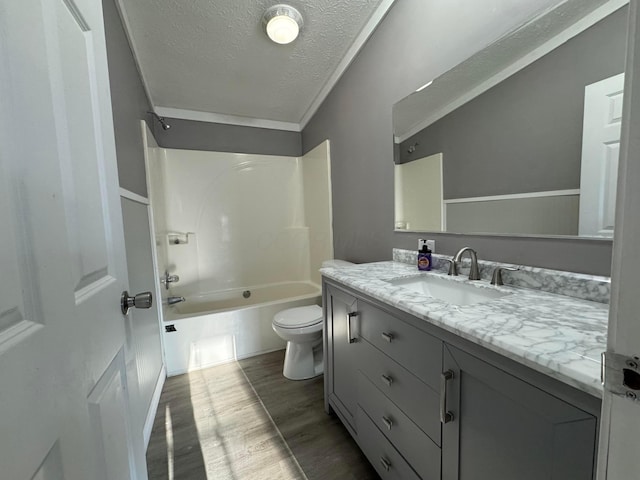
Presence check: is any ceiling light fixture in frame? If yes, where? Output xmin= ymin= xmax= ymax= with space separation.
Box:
xmin=262 ymin=4 xmax=303 ymax=45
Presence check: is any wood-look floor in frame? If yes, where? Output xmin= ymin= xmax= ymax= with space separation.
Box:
xmin=146 ymin=350 xmax=379 ymax=479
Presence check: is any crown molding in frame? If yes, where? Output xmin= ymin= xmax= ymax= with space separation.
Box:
xmin=154 ymin=107 xmax=302 ymax=132
xmin=299 ymin=0 xmax=397 ymax=130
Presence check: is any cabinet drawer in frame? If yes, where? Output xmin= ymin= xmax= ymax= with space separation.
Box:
xmin=356 ymin=407 xmax=422 ymax=480
xmin=359 ymin=300 xmax=442 ymax=388
xmin=358 ymin=373 xmax=441 ymax=480
xmin=359 ymin=338 xmax=441 ymax=445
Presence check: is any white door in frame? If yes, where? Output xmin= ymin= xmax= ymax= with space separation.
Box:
xmin=120 ymin=191 xmax=165 ymax=448
xmin=578 ymin=73 xmax=625 ymax=237
xmin=0 ymin=0 xmax=145 ymax=479
xmin=597 ymin=1 xmax=640 ymax=479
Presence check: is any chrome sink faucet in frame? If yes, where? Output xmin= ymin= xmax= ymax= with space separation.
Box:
xmin=452 ymin=247 xmax=481 ymax=280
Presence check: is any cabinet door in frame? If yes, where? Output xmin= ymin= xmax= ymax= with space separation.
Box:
xmin=326 ymin=284 xmax=360 ymax=430
xmin=442 ymin=345 xmax=597 ymax=480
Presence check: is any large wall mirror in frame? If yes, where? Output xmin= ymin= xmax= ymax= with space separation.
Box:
xmin=393 ymin=0 xmax=628 ymax=239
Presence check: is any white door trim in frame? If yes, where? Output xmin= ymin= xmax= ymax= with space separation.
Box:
xmin=143 ymin=364 xmax=166 ymax=449
xmin=120 ymin=178 xmax=167 ymax=452
xmin=140 ymin=120 xmax=170 ymax=402
xmin=597 ymin=1 xmax=640 ymax=478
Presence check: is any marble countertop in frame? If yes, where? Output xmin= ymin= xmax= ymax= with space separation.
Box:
xmin=321 ymin=261 xmax=608 ymax=398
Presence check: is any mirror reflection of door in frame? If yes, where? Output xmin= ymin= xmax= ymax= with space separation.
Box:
xmin=579 ymin=73 xmax=624 ymax=237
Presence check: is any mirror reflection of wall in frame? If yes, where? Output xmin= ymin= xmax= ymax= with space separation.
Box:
xmin=394 ymin=4 xmax=628 ymax=238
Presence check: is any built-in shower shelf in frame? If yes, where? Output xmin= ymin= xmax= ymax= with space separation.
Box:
xmin=167 ymin=232 xmax=193 ymax=245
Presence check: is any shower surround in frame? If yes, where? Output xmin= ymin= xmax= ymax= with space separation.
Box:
xmin=144 ymin=129 xmax=333 ymax=374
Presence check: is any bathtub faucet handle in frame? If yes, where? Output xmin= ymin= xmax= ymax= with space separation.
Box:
xmin=161 ymin=270 xmax=180 ymax=290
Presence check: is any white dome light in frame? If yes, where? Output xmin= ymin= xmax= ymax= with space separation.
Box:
xmin=267 ymin=15 xmax=299 ymax=44
xmin=262 ymin=5 xmax=303 ymax=45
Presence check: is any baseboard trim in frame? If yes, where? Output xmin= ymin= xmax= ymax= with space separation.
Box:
xmin=144 ymin=365 xmax=166 ymax=450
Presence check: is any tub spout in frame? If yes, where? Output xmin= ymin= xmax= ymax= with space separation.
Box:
xmin=167 ymin=296 xmax=186 ymax=306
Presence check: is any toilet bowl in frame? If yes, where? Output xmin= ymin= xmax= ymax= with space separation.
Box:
xmin=272 ymin=305 xmax=324 ymax=380
xmin=273 ymin=259 xmax=354 ymax=380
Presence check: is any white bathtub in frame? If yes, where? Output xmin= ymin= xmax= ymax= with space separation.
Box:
xmin=162 ymin=281 xmax=321 ymax=376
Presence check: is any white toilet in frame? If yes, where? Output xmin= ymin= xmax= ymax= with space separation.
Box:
xmin=272 ymin=260 xmax=354 ymax=380
xmin=272 ymin=305 xmax=324 ymax=380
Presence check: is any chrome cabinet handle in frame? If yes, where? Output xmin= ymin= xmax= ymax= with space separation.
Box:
xmin=381 ymin=332 xmax=394 ymax=343
xmin=379 ymin=457 xmax=391 ymax=472
xmin=347 ymin=312 xmax=358 ymax=344
xmin=121 ymin=291 xmax=153 ymax=315
xmin=381 ymin=416 xmax=393 ymax=430
xmin=381 ymin=374 xmax=393 ymax=387
xmin=440 ymin=370 xmax=454 ymax=424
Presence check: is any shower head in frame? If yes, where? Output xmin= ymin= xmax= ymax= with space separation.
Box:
xmin=148 ymin=111 xmax=171 ymax=130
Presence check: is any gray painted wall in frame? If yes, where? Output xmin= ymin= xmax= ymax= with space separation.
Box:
xmin=303 ymin=0 xmax=618 ymax=276
xmin=103 ymin=0 xmax=302 ymax=198
xmin=102 ymin=0 xmax=152 ymax=197
xmin=152 ymin=118 xmax=302 ymax=157
xmin=399 ymin=8 xmax=627 ymax=199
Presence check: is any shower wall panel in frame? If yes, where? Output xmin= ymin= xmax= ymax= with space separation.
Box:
xmin=156 ymin=149 xmax=311 ymax=294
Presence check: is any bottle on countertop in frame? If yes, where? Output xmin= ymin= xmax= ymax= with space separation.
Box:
xmin=417 ymin=239 xmax=432 ymax=271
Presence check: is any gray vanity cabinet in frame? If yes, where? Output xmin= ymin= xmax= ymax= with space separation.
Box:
xmin=324 ymin=284 xmax=360 ymax=431
xmin=323 ymin=278 xmax=599 ymax=480
xmin=441 ymin=344 xmax=597 ymax=480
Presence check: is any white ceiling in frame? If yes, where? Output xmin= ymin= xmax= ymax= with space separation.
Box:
xmin=117 ymin=0 xmax=395 ymax=130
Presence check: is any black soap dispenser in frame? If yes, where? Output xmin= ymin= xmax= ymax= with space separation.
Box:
xmin=417 ymin=240 xmax=432 ymax=271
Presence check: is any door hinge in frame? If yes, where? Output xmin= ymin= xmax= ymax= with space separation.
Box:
xmin=601 ymin=351 xmax=640 ymax=402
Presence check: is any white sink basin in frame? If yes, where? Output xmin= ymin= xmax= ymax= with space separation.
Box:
xmin=388 ymin=275 xmax=509 ymax=306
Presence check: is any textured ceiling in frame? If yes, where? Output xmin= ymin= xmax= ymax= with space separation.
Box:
xmin=118 ymin=0 xmax=390 ymax=128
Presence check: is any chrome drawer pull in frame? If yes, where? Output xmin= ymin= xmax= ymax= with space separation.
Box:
xmin=381 ymin=332 xmax=394 ymax=343
xmin=381 ymin=374 xmax=393 ymax=387
xmin=440 ymin=370 xmax=455 ymax=424
xmin=381 ymin=416 xmax=393 ymax=430
xmin=380 ymin=457 xmax=391 ymax=472
xmin=347 ymin=312 xmax=358 ymax=344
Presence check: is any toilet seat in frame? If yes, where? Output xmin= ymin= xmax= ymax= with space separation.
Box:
xmin=273 ymin=305 xmax=322 ymax=329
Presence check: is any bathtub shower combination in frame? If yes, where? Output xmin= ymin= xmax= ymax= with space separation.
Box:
xmin=162 ymin=282 xmax=321 ymax=376
xmin=144 ymin=128 xmax=333 ymax=376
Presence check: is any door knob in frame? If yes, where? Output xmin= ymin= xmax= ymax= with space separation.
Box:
xmin=121 ymin=291 xmax=153 ymax=314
